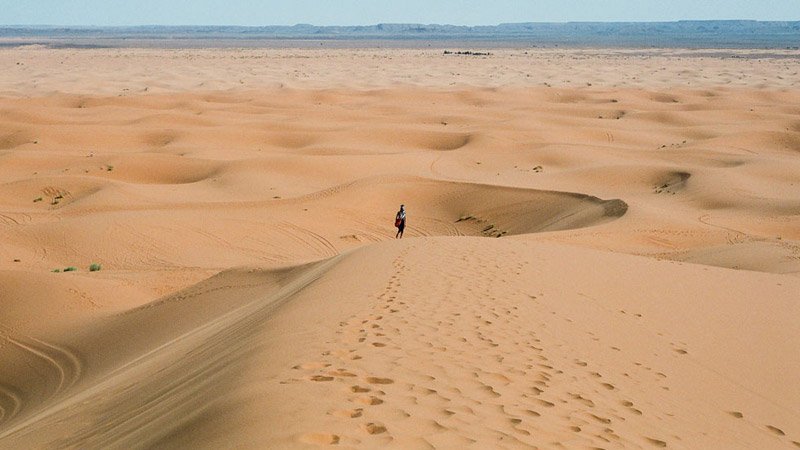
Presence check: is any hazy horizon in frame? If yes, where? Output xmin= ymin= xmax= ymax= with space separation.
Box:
xmin=3 ymin=19 xmax=800 ymax=28
xmin=2 ymin=1 xmax=799 ymax=27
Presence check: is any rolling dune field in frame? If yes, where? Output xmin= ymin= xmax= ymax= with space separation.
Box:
xmin=0 ymin=47 xmax=799 ymax=449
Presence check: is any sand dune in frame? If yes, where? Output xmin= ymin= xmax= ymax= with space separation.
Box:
xmin=0 ymin=47 xmax=799 ymax=449
xmin=1 ymin=240 xmax=797 ymax=448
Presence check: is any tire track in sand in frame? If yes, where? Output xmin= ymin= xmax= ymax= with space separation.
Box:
xmin=0 ymin=385 xmax=22 ymax=425
xmin=7 ymin=337 xmax=83 ymax=397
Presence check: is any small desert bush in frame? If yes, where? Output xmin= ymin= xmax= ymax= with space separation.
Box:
xmin=89 ymin=263 xmax=102 ymax=272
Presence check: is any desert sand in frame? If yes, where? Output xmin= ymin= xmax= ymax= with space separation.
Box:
xmin=0 ymin=47 xmax=799 ymax=449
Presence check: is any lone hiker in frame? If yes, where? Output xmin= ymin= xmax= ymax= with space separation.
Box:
xmin=395 ymin=204 xmax=406 ymax=239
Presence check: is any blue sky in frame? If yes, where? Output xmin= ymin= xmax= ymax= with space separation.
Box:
xmin=1 ymin=0 xmax=799 ymax=26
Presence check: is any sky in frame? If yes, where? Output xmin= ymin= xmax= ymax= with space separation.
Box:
xmin=1 ymin=0 xmax=799 ymax=26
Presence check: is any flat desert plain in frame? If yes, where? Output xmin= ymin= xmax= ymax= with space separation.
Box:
xmin=0 ymin=47 xmax=799 ymax=449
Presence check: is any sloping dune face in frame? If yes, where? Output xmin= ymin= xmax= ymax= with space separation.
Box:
xmin=1 ymin=241 xmax=798 ymax=450
xmin=1 ymin=47 xmax=800 ymax=449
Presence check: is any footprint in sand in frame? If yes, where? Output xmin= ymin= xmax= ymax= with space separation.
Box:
xmin=309 ymin=375 xmax=334 ymax=382
xmin=366 ymin=377 xmax=394 ymax=385
xmin=479 ymin=385 xmax=501 ymax=398
xmin=590 ymin=413 xmax=611 ymax=424
xmin=645 ymin=437 xmax=667 ymax=447
xmin=354 ymin=395 xmax=384 ymax=406
xmin=361 ymin=422 xmax=388 ymax=435
xmin=329 ymin=369 xmax=357 ymax=378
xmin=331 ymin=408 xmax=363 ymax=419
xmin=766 ymin=425 xmax=785 ymax=436
xmin=299 ymin=433 xmax=340 ymax=445
xmin=293 ymin=362 xmax=331 ymax=370
xmin=570 ymin=393 xmax=595 ymax=408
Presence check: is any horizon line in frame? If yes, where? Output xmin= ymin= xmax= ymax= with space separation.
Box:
xmin=3 ymin=19 xmax=800 ymax=28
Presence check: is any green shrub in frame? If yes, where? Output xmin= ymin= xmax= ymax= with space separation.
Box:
xmin=52 ymin=268 xmax=61 ymax=273
xmin=89 ymin=263 xmax=102 ymax=272
xmin=63 ymin=266 xmax=77 ymax=272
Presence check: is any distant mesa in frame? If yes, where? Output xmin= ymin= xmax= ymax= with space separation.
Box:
xmin=444 ymin=50 xmax=492 ymax=56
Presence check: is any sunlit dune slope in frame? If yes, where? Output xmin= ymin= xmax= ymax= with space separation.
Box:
xmin=1 ymin=239 xmax=798 ymax=449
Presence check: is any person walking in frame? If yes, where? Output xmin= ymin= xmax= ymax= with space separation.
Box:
xmin=395 ymin=204 xmax=406 ymax=239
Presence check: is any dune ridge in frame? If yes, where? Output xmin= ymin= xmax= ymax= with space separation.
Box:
xmin=0 ymin=47 xmax=798 ymax=448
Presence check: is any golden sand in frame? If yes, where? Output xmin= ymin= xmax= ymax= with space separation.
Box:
xmin=0 ymin=47 xmax=798 ymax=449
